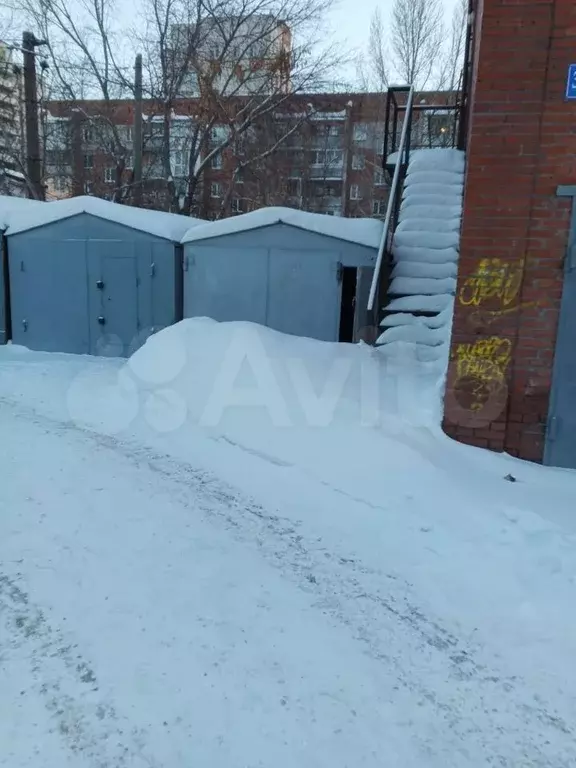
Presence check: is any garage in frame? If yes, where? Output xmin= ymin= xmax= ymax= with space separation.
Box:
xmin=181 ymin=207 xmax=382 ymax=342
xmin=5 ymin=196 xmax=199 ymax=356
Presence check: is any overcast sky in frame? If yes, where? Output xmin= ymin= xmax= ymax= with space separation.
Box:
xmin=328 ymin=0 xmax=387 ymax=56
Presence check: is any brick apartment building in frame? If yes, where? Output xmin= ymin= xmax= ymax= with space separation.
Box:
xmin=42 ymin=90 xmax=455 ymax=219
xmin=443 ymin=0 xmax=576 ymax=467
xmin=0 ymin=41 xmax=26 ymax=196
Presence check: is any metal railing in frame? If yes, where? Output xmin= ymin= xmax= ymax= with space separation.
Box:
xmin=367 ymin=85 xmax=414 ymax=317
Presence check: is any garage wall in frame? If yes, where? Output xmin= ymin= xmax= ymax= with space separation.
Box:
xmin=183 ymin=223 xmax=376 ymax=342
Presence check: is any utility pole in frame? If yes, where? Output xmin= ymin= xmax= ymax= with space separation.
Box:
xmin=133 ymin=53 xmax=143 ymax=206
xmin=22 ymin=31 xmax=46 ymax=200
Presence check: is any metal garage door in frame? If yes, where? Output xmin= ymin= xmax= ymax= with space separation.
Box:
xmin=267 ymin=249 xmax=342 ymax=341
xmin=88 ymin=241 xmax=139 ymax=356
xmin=184 ymin=247 xmax=268 ymax=326
xmin=10 ymin=239 xmax=90 ymax=354
xmin=545 ymin=209 xmax=576 ymax=468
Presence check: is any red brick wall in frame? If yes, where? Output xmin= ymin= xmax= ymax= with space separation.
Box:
xmin=444 ymin=0 xmax=576 ymax=461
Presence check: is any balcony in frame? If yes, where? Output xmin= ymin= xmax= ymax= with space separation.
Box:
xmin=309 ymin=163 xmax=344 ymax=181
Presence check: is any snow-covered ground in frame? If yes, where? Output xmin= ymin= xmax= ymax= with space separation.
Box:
xmin=1 ymin=319 xmax=576 ymax=767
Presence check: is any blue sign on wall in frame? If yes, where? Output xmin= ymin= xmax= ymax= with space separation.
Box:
xmin=566 ymin=64 xmax=576 ymax=100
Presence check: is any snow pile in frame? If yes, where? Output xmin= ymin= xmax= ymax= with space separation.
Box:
xmin=181 ymin=205 xmax=383 ymax=249
xmin=2 ymin=320 xmax=576 ymax=766
xmin=126 ymin=317 xmax=444 ymax=436
xmin=6 ymin=195 xmax=202 ymax=242
xmin=0 ymin=195 xmax=45 ymax=230
xmin=377 ymin=149 xmax=465 ymax=368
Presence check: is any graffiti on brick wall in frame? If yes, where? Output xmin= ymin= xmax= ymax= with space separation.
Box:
xmin=454 ymin=336 xmax=512 ymax=412
xmin=459 ymin=258 xmax=523 ymax=308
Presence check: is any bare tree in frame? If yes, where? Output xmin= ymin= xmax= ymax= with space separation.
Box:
xmin=437 ymin=0 xmax=467 ymax=92
xmin=391 ymin=0 xmax=444 ymax=88
xmin=139 ymin=0 xmax=344 ymax=214
xmin=12 ymin=0 xmax=138 ymax=200
xmin=356 ymin=8 xmax=388 ymax=92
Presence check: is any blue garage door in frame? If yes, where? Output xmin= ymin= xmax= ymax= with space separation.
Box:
xmin=10 ymin=239 xmax=90 ymax=354
xmin=88 ymin=241 xmax=139 ymax=357
xmin=267 ymin=250 xmax=341 ymax=341
xmin=545 ymin=217 xmax=576 ymax=468
xmin=184 ymin=247 xmax=268 ymax=326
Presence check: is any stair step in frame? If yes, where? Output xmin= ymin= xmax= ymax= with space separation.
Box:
xmin=377 ymin=323 xmax=446 ymax=346
xmin=399 ymin=203 xmax=462 ymax=219
xmin=386 ymin=294 xmax=453 ymax=313
xmin=392 ymin=245 xmax=459 ymax=264
xmin=392 ymin=261 xmax=457 ymax=279
xmin=408 ymin=148 xmax=466 ymax=173
xmin=380 ymin=311 xmax=450 ymax=329
xmin=397 ymin=218 xmax=460 ymax=233
xmin=394 ymin=231 xmax=460 ymax=250
xmin=404 ymin=170 xmax=464 ymax=188
xmin=389 ymin=276 xmax=456 ymax=296
xmin=403 ymin=183 xmax=463 ymax=200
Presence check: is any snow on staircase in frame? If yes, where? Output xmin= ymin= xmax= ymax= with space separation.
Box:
xmin=377 ymin=149 xmax=465 ymax=366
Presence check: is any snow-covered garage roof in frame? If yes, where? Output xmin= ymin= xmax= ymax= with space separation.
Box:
xmin=181 ymin=207 xmax=384 ymax=249
xmin=0 ymin=195 xmax=45 ymax=231
xmin=6 ymin=195 xmax=203 ymax=242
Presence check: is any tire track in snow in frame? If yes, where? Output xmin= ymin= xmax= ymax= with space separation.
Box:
xmin=0 ymin=574 xmax=160 ymax=768
xmin=1 ymin=397 xmax=575 ymax=767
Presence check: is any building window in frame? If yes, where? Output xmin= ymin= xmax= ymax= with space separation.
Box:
xmin=53 ymin=176 xmax=67 ymax=193
xmin=373 ymin=199 xmax=387 ymax=216
xmin=83 ymin=154 xmax=93 ymax=169
xmin=82 ymin=125 xmax=94 ymax=143
xmin=231 ymin=198 xmax=242 ymax=213
xmin=171 ymin=150 xmax=188 ymax=178
xmin=211 ymin=153 xmax=223 ymax=169
xmin=374 ymin=166 xmax=386 ymax=186
xmin=125 ymin=154 xmax=134 ymax=170
xmin=104 ymin=167 xmax=115 ymax=183
xmin=210 ymin=125 xmax=230 ymax=145
xmin=352 ymin=154 xmax=365 ymax=170
xmin=425 ymin=113 xmax=452 ymax=147
xmin=286 ymin=178 xmax=301 ymax=197
xmin=353 ymin=123 xmax=369 ymax=143
xmin=180 ymin=70 xmax=199 ymax=96
xmin=84 ymin=181 xmax=93 ymax=195
xmin=350 ymin=184 xmax=361 ymax=200
xmin=120 ymin=126 xmax=133 ymax=143
xmin=211 ymin=182 xmax=222 ymax=198
xmin=312 ymin=149 xmax=343 ymax=167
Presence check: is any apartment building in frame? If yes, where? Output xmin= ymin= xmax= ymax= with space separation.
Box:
xmin=0 ymin=41 xmax=26 ymax=195
xmin=170 ymin=15 xmax=291 ymax=97
xmin=42 ymin=90 xmax=456 ymax=216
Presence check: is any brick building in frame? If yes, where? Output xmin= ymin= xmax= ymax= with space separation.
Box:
xmin=443 ymin=0 xmax=576 ymax=467
xmin=0 ymin=41 xmax=26 ymax=195
xmin=43 ymin=90 xmax=455 ymax=218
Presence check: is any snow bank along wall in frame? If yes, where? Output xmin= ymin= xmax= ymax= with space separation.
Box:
xmin=181 ymin=211 xmax=380 ymax=343
xmin=443 ymin=0 xmax=576 ymax=469
xmin=5 ymin=203 xmax=188 ymax=356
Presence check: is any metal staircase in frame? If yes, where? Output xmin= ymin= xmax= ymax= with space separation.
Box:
xmin=365 ymin=79 xmax=470 ymax=362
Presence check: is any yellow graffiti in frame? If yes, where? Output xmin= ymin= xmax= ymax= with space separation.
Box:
xmin=469 ymin=301 xmax=538 ymax=328
xmin=459 ymin=259 xmax=522 ymax=308
xmin=455 ymin=337 xmax=512 ymax=412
